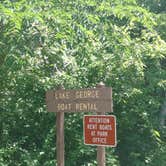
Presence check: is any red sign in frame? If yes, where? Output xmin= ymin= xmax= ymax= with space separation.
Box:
xmin=84 ymin=115 xmax=117 ymax=147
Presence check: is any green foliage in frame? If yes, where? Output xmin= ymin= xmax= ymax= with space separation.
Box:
xmin=0 ymin=0 xmax=166 ymax=165
xmin=137 ymin=0 xmax=166 ymax=13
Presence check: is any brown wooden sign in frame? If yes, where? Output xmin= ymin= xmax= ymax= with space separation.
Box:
xmin=46 ymin=87 xmax=112 ymax=113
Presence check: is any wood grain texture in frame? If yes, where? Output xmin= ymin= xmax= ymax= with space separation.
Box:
xmin=56 ymin=112 xmax=64 ymax=166
xmin=46 ymin=87 xmax=112 ymax=113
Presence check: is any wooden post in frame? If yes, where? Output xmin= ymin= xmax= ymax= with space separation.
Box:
xmin=97 ymin=145 xmax=105 ymax=166
xmin=97 ymin=112 xmax=106 ymax=166
xmin=56 ymin=112 xmax=64 ymax=166
xmin=97 ymin=82 xmax=106 ymax=166
xmin=56 ymin=86 xmax=65 ymax=166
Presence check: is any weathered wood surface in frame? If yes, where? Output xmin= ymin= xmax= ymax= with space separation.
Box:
xmin=56 ymin=112 xmax=64 ymax=166
xmin=46 ymin=87 xmax=112 ymax=113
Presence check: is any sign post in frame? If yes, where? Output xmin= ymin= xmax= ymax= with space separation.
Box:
xmin=97 ymin=83 xmax=106 ymax=166
xmin=97 ymin=145 xmax=105 ymax=166
xmin=56 ymin=112 xmax=64 ymax=166
xmin=55 ymin=86 xmax=65 ymax=166
xmin=97 ymin=112 xmax=106 ymax=166
xmin=46 ymin=83 xmax=114 ymax=166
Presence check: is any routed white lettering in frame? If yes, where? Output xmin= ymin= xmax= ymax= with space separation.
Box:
xmin=92 ymin=137 xmax=106 ymax=144
xmin=76 ymin=103 xmax=97 ymax=111
xmin=54 ymin=92 xmax=70 ymax=99
xmin=57 ymin=103 xmax=72 ymax=111
xmin=87 ymin=124 xmax=97 ymax=130
xmin=75 ymin=90 xmax=99 ymax=99
xmin=99 ymin=125 xmax=112 ymax=130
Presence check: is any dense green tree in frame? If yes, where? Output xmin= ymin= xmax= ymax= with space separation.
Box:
xmin=0 ymin=0 xmax=165 ymax=165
